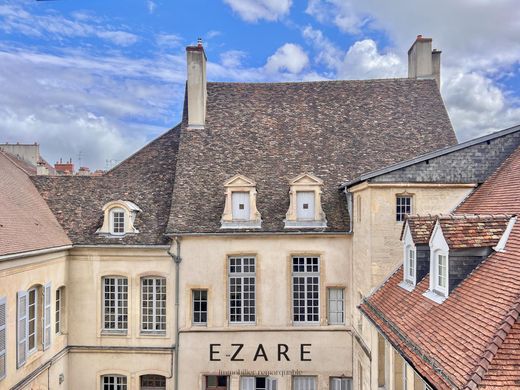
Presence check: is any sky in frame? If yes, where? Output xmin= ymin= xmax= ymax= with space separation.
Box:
xmin=0 ymin=0 xmax=519 ymax=170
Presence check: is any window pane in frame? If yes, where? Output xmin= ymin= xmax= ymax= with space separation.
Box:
xmin=328 ymin=288 xmax=344 ymax=325
xmin=193 ymin=289 xmax=208 ymax=325
xmin=103 ymin=277 xmax=128 ymax=331
xmin=229 ymin=257 xmax=256 ymax=323
xmin=141 ymin=277 xmax=166 ymax=333
xmin=292 ymin=257 xmax=320 ymax=323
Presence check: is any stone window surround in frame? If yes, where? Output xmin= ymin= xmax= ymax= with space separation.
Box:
xmin=284 ymin=173 xmax=327 ymax=228
xmin=220 ymin=174 xmax=262 ymax=229
xmin=97 ymin=200 xmax=141 ymax=236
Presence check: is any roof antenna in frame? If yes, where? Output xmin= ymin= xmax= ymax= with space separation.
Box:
xmin=197 ymin=37 xmax=203 ymax=47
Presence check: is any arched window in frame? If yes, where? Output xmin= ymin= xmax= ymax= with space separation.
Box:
xmin=140 ymin=375 xmax=166 ymax=390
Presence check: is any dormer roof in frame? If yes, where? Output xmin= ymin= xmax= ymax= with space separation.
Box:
xmin=401 ymin=215 xmax=436 ymax=244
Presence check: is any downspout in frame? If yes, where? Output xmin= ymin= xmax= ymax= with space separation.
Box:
xmin=167 ymin=237 xmax=182 ymax=390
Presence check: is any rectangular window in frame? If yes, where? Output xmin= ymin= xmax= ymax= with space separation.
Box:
xmin=292 ymin=257 xmax=320 ymax=323
xmin=141 ymin=277 xmax=166 ymax=333
xmin=396 ymin=195 xmax=412 ymax=222
xmin=229 ymin=257 xmax=256 ymax=323
xmin=55 ymin=288 xmax=62 ymax=334
xmin=206 ymin=375 xmax=228 ymax=389
xmin=232 ymin=192 xmax=250 ymax=221
xmin=43 ymin=283 xmax=51 ymax=350
xmin=28 ymin=288 xmax=37 ymax=354
xmin=293 ymin=376 xmax=316 ymax=390
xmin=192 ymin=290 xmax=208 ymax=325
xmin=407 ymin=248 xmax=416 ymax=281
xmin=103 ymin=277 xmax=128 ymax=332
xmin=102 ymin=375 xmax=127 ymax=390
xmin=240 ymin=377 xmax=277 ymax=390
xmin=17 ymin=291 xmax=28 ymax=368
xmin=330 ymin=377 xmax=353 ymax=390
xmin=111 ymin=210 xmax=125 ymax=234
xmin=436 ymin=254 xmax=447 ymax=290
xmin=328 ymin=288 xmax=345 ymax=325
xmin=296 ymin=191 xmax=315 ymax=220
xmin=0 ymin=297 xmax=6 ymax=381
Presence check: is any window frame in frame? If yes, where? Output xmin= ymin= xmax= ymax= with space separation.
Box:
xmin=240 ymin=376 xmax=277 ymax=390
xmin=396 ymin=195 xmax=412 ymax=222
xmin=228 ymin=257 xmax=256 ymax=324
xmin=205 ymin=375 xmax=229 ymax=389
xmin=296 ymin=191 xmax=316 ymax=221
xmin=330 ymin=377 xmax=353 ymax=390
xmin=292 ymin=256 xmax=320 ymax=324
xmin=27 ymin=287 xmax=38 ymax=355
xmin=110 ymin=207 xmax=126 ymax=235
xmin=192 ymin=289 xmax=208 ymax=326
xmin=141 ymin=277 xmax=166 ymax=335
xmin=292 ymin=375 xmax=317 ymax=390
xmin=101 ymin=374 xmax=128 ymax=390
xmin=404 ymin=245 xmax=416 ymax=285
xmin=231 ymin=191 xmax=251 ymax=221
xmin=102 ymin=276 xmax=129 ymax=333
xmin=55 ymin=287 xmax=64 ymax=334
xmin=327 ymin=287 xmax=345 ymax=325
xmin=433 ymin=251 xmax=448 ymax=296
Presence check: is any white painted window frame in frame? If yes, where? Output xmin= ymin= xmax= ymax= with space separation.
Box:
xmin=433 ymin=251 xmax=448 ymax=296
xmin=405 ymin=245 xmax=416 ymax=285
xmin=240 ymin=376 xmax=277 ymax=390
xmin=0 ymin=297 xmax=6 ymax=381
xmin=55 ymin=287 xmax=63 ymax=334
xmin=330 ymin=377 xmax=353 ymax=390
xmin=292 ymin=257 xmax=320 ymax=324
xmin=192 ymin=289 xmax=208 ymax=325
xmin=327 ymin=288 xmax=345 ymax=325
xmin=43 ymin=282 xmax=51 ymax=350
xmin=102 ymin=374 xmax=128 ymax=390
xmin=110 ymin=207 xmax=126 ymax=235
xmin=292 ymin=376 xmax=317 ymax=390
xmin=141 ymin=277 xmax=166 ymax=334
xmin=27 ymin=287 xmax=38 ymax=355
xmin=102 ymin=276 xmax=129 ymax=333
xmin=228 ymin=257 xmax=256 ymax=324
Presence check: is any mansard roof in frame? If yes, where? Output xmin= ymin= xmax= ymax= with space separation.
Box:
xmin=0 ymin=151 xmax=71 ymax=257
xmin=361 ymin=145 xmax=520 ymax=389
xmin=166 ymin=79 xmax=456 ymax=234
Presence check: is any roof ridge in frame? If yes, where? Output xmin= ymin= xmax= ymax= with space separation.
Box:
xmin=463 ymin=296 xmax=520 ymax=389
xmin=207 ymin=77 xmax=429 ymax=87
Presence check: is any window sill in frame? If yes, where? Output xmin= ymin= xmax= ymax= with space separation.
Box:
xmin=140 ymin=331 xmax=167 ymax=337
xmin=101 ymin=330 xmax=128 ymax=336
xmin=284 ymin=220 xmax=327 ymax=228
xmin=422 ymin=289 xmax=447 ymax=304
xmin=220 ymin=220 xmax=262 ymax=229
xmin=398 ymin=280 xmax=416 ymax=292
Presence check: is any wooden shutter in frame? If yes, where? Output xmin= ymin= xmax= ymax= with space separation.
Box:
xmin=0 ymin=297 xmax=6 ymax=379
xmin=240 ymin=376 xmax=255 ymax=390
xmin=17 ymin=291 xmax=28 ymax=367
xmin=267 ymin=378 xmax=278 ymax=390
xmin=43 ymin=283 xmax=52 ymax=350
xmin=232 ymin=192 xmax=250 ymax=221
xmin=296 ymin=191 xmax=315 ymax=220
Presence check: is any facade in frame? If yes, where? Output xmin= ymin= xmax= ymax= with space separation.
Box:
xmin=1 ymin=34 xmax=519 ymax=390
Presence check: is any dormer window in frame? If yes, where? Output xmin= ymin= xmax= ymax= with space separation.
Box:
xmin=405 ymin=246 xmax=416 ymax=283
xmin=285 ymin=173 xmax=327 ymax=228
xmin=110 ymin=208 xmax=125 ymax=235
xmin=433 ymin=251 xmax=448 ymax=295
xmin=221 ymin=174 xmax=262 ymax=229
xmin=424 ymin=219 xmax=450 ymax=303
xmin=97 ymin=200 xmax=141 ymax=236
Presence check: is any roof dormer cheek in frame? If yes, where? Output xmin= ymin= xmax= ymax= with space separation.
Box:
xmin=220 ymin=174 xmax=262 ymax=229
xmin=96 ymin=200 xmax=141 ymax=236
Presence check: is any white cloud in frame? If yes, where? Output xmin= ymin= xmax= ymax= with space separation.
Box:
xmin=305 ymin=0 xmax=520 ymax=139
xmin=156 ymin=33 xmax=182 ymax=48
xmin=265 ymin=43 xmax=309 ymax=74
xmin=223 ymin=0 xmax=292 ymax=22
xmin=220 ymin=50 xmax=247 ymax=68
xmin=147 ymin=1 xmax=157 ymax=14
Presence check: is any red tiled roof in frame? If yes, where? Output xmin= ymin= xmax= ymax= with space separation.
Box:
xmin=0 ymin=151 xmax=71 ymax=256
xmin=362 ymin=145 xmax=520 ymax=389
xmin=438 ymin=214 xmax=512 ymax=249
xmin=401 ymin=215 xmax=437 ymax=244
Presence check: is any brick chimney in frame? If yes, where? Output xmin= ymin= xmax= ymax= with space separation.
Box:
xmin=408 ymin=35 xmax=441 ymax=88
xmin=186 ymin=38 xmax=207 ymax=129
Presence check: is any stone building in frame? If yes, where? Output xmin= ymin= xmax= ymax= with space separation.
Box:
xmin=0 ymin=35 xmax=519 ymax=390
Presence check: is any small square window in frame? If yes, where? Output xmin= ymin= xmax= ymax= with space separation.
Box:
xmin=303 ymin=203 xmax=309 ymax=209
xmin=239 ymin=204 xmax=245 ymax=210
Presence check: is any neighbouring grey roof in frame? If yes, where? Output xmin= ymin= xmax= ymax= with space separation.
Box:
xmin=167 ymin=79 xmax=457 ymax=234
xmin=342 ymin=123 xmax=520 ymax=188
xmin=31 ymin=125 xmax=181 ymax=245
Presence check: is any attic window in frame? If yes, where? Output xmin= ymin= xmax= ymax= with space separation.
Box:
xmin=97 ymin=200 xmax=141 ymax=236
xmin=396 ymin=195 xmax=412 ymax=222
xmin=405 ymin=247 xmax=416 ymax=283
xmin=433 ymin=252 xmax=448 ymax=294
xmin=221 ymin=175 xmax=262 ymax=229
xmin=285 ymin=173 xmax=327 ymax=228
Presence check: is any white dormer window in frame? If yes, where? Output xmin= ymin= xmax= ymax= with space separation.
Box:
xmin=97 ymin=200 xmax=141 ymax=236
xmin=221 ymin=174 xmax=262 ymax=229
xmin=399 ymin=222 xmax=417 ymax=291
xmin=406 ymin=246 xmax=416 ymax=282
xmin=110 ymin=208 xmax=125 ymax=235
xmin=285 ymin=173 xmax=327 ymax=228
xmin=424 ymin=220 xmax=450 ymax=303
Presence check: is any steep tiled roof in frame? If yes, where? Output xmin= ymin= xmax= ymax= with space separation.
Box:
xmin=167 ymin=79 xmax=457 ymax=233
xmin=401 ymin=215 xmax=437 ymax=244
xmin=438 ymin=214 xmax=512 ymax=249
xmin=31 ymin=125 xmax=181 ymax=245
xmin=361 ymin=145 xmax=520 ymax=389
xmin=0 ymin=151 xmax=71 ymax=256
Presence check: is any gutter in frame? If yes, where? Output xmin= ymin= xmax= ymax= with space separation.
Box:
xmin=0 ymin=245 xmax=72 ymax=262
xmin=167 ymin=237 xmax=182 ymax=390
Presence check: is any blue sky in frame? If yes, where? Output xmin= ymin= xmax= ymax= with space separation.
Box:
xmin=0 ymin=0 xmax=519 ymax=170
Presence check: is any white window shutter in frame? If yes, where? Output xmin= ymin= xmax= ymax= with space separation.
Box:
xmin=240 ymin=376 xmax=255 ymax=390
xmin=43 ymin=283 xmax=52 ymax=350
xmin=267 ymin=377 xmax=278 ymax=390
xmin=331 ymin=378 xmax=341 ymax=390
xmin=232 ymin=192 xmax=250 ymax=221
xmin=296 ymin=191 xmax=315 ymax=220
xmin=0 ymin=297 xmax=6 ymax=380
xmin=17 ymin=291 xmax=28 ymax=368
